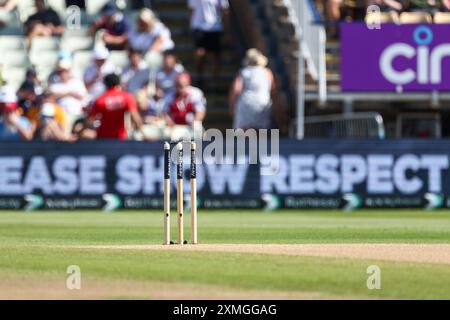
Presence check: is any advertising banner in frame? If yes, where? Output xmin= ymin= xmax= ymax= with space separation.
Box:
xmin=341 ymin=23 xmax=450 ymax=92
xmin=1 ymin=140 xmax=450 ymax=210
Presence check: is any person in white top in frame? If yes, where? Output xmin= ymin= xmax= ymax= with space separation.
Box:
xmin=229 ymin=49 xmax=274 ymax=130
xmin=188 ymin=0 xmax=229 ymax=86
xmin=83 ymin=46 xmax=116 ymax=101
xmin=49 ymin=60 xmax=88 ymax=128
xmin=128 ymin=8 xmax=175 ymax=54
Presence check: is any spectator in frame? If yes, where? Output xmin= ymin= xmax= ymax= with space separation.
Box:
xmin=72 ymin=117 xmax=96 ymax=140
xmin=136 ymin=85 xmax=169 ymax=141
xmin=408 ymin=0 xmax=450 ymax=12
xmin=27 ymin=91 xmax=68 ymax=140
xmin=17 ymin=80 xmax=38 ymax=115
xmin=164 ymin=72 xmax=206 ymax=127
xmin=121 ymin=48 xmax=150 ymax=93
xmin=324 ymin=0 xmax=344 ymax=37
xmin=135 ymin=53 xmax=183 ymax=125
xmin=0 ymin=0 xmax=17 ymax=11
xmin=48 ymin=50 xmax=73 ymax=85
xmin=367 ymin=0 xmax=405 ymax=12
xmin=85 ymin=74 xmax=144 ymax=140
xmin=366 ymin=0 xmax=404 ymax=22
xmin=188 ymin=0 xmax=229 ymax=86
xmin=144 ymin=87 xmax=167 ymax=121
xmin=326 ymin=0 xmax=344 ymax=21
xmin=0 ymin=86 xmax=33 ymax=141
xmin=25 ymin=0 xmax=64 ymax=48
xmin=32 ymin=102 xmax=68 ymax=141
xmin=443 ymin=0 xmax=450 ymax=10
xmin=155 ymin=51 xmax=184 ymax=97
xmin=229 ymin=49 xmax=274 ymax=130
xmin=88 ymin=2 xmax=131 ymax=51
xmin=84 ymin=46 xmax=116 ymax=101
xmin=49 ymin=60 xmax=88 ymax=128
xmin=0 ymin=0 xmax=18 ymax=29
xmin=23 ymin=67 xmax=43 ymax=95
xmin=128 ymin=8 xmax=175 ymax=55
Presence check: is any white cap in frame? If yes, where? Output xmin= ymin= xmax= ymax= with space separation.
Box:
xmin=57 ymin=59 xmax=72 ymax=70
xmin=40 ymin=103 xmax=56 ymax=117
xmin=93 ymin=46 xmax=110 ymax=60
xmin=0 ymin=86 xmax=17 ymax=104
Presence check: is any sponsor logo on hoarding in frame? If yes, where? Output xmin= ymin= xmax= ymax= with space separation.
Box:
xmin=380 ymin=26 xmax=450 ymax=92
xmin=341 ymin=24 xmax=450 ymax=92
xmin=2 ymin=141 xmax=450 ymax=210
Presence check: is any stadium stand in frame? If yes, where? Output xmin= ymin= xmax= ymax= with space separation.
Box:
xmin=399 ymin=11 xmax=433 ymax=23
xmin=0 ymin=0 xmax=248 ymax=142
xmin=283 ymin=0 xmax=450 ymax=138
xmin=434 ymin=11 xmax=450 ymax=22
xmin=2 ymin=0 xmax=450 ymax=141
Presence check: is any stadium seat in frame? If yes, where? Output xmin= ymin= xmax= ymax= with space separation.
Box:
xmin=36 ymin=66 xmax=55 ymax=84
xmin=400 ymin=12 xmax=432 ymax=24
xmin=0 ymin=26 xmax=22 ymax=35
xmin=47 ymin=0 xmax=67 ymax=16
xmin=64 ymin=25 xmax=90 ymax=37
xmin=31 ymin=36 xmax=60 ymax=51
xmin=2 ymin=67 xmax=26 ymax=90
xmin=86 ymin=0 xmax=110 ymax=16
xmin=61 ymin=35 xmax=94 ymax=53
xmin=0 ymin=7 xmax=22 ymax=35
xmin=434 ymin=12 xmax=450 ymax=24
xmin=126 ymin=10 xmax=140 ymax=25
xmin=108 ymin=51 xmax=129 ymax=72
xmin=145 ymin=52 xmax=163 ymax=71
xmin=0 ymin=8 xmax=21 ymax=27
xmin=72 ymin=50 xmax=92 ymax=78
xmin=30 ymin=49 xmax=59 ymax=69
xmin=0 ymin=36 xmax=26 ymax=51
xmin=0 ymin=51 xmax=29 ymax=67
xmin=17 ymin=0 xmax=36 ymax=22
xmin=365 ymin=11 xmax=399 ymax=24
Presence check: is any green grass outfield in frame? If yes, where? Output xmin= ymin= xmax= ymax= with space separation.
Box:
xmin=0 ymin=210 xmax=449 ymax=299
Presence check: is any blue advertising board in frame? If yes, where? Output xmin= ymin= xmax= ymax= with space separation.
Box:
xmin=0 ymin=140 xmax=449 ymax=210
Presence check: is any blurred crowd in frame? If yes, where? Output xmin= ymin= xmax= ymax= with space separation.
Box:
xmin=318 ymin=0 xmax=450 ymax=21
xmin=0 ymin=0 xmax=276 ymax=142
xmin=315 ymin=0 xmax=450 ymax=36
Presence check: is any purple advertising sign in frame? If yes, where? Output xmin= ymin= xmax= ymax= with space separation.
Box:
xmin=341 ymin=23 xmax=450 ymax=92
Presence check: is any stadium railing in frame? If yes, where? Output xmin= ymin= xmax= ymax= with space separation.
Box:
xmin=304 ymin=112 xmax=386 ymax=139
xmin=284 ymin=0 xmax=327 ymax=103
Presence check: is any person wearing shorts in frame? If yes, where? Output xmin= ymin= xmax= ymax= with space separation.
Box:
xmin=188 ymin=0 xmax=229 ymax=88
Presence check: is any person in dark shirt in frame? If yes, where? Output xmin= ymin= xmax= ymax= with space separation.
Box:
xmin=88 ymin=3 xmax=131 ymax=50
xmin=25 ymin=0 xmax=64 ymax=47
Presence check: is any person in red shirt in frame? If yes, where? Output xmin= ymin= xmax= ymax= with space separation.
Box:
xmin=164 ymin=72 xmax=206 ymax=126
xmin=86 ymin=74 xmax=144 ymax=140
